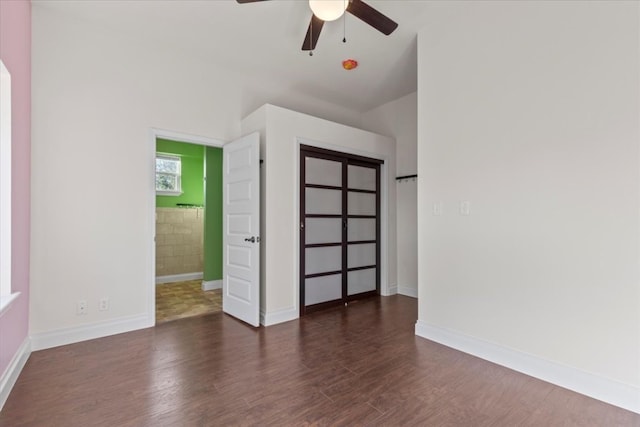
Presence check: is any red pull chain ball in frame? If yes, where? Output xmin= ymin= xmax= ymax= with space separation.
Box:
xmin=342 ymin=59 xmax=358 ymax=70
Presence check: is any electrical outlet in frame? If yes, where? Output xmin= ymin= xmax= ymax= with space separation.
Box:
xmin=76 ymin=300 xmax=87 ymax=315
xmin=99 ymin=298 xmax=109 ymax=311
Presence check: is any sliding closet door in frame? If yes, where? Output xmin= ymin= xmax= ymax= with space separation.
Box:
xmin=301 ymin=153 xmax=345 ymax=310
xmin=346 ymin=162 xmax=380 ymax=298
xmin=300 ymin=146 xmax=381 ymax=315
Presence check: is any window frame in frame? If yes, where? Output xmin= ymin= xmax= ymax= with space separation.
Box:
xmin=155 ymin=153 xmax=183 ymax=196
xmin=0 ymin=59 xmax=19 ymax=316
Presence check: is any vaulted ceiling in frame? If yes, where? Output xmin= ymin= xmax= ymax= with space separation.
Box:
xmin=34 ymin=0 xmax=432 ymax=112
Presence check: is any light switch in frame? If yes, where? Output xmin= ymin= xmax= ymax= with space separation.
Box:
xmin=433 ymin=202 xmax=443 ymax=216
xmin=460 ymin=201 xmax=471 ymax=216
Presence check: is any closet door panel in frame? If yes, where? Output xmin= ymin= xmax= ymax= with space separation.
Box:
xmin=347 ymin=218 xmax=376 ymax=242
xmin=306 ymin=218 xmax=342 ymax=245
xmin=348 ymin=165 xmax=376 ymax=191
xmin=347 ymin=268 xmax=376 ymax=295
xmin=306 ymin=274 xmax=342 ymax=305
xmin=306 ymin=188 xmax=342 ymax=215
xmin=347 ymin=192 xmax=376 ymax=216
xmin=305 ymin=246 xmax=342 ymax=276
xmin=347 ymin=243 xmax=376 ymax=269
xmin=306 ymin=157 xmax=342 ymax=187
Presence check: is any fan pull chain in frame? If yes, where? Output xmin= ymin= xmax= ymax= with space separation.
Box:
xmin=343 ymin=0 xmax=347 ymax=43
xmin=309 ymin=19 xmax=314 ymax=56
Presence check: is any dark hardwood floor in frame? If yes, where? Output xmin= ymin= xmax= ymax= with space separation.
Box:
xmin=1 ymin=296 xmax=638 ymax=426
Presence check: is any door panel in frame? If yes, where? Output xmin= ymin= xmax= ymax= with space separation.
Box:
xmin=305 ymin=188 xmax=342 ymax=214
xmin=305 ymin=274 xmax=342 ymax=305
xmin=347 ymin=192 xmax=376 ymax=215
xmin=305 ymin=246 xmax=342 ymax=275
xmin=347 ymin=268 xmax=377 ymax=295
xmin=305 ymin=218 xmax=342 ymax=244
xmin=223 ymin=133 xmax=260 ymax=327
xmin=227 ymin=214 xmax=252 ymax=235
xmin=306 ymin=157 xmax=342 ymax=186
xmin=347 ymin=243 xmax=376 ymax=268
xmin=347 ymin=218 xmax=376 ymax=241
xmin=348 ymin=164 xmax=376 ymax=191
xmin=227 ymin=245 xmax=252 ymax=269
xmin=227 ymin=180 xmax=252 ymax=202
xmin=227 ymin=148 xmax=251 ymax=173
xmin=227 ymin=276 xmax=252 ymax=301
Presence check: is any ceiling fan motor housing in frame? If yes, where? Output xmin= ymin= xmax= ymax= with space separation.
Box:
xmin=309 ymin=0 xmax=348 ymax=21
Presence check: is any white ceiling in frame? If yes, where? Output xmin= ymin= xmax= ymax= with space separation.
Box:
xmin=34 ymin=0 xmax=432 ymax=112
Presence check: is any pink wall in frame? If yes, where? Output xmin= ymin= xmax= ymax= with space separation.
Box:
xmin=0 ymin=0 xmax=31 ymax=377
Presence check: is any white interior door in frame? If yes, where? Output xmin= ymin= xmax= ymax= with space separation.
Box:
xmin=223 ymin=132 xmax=260 ymax=327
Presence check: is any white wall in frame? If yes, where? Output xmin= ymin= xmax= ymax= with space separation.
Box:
xmin=242 ymin=105 xmax=396 ymax=325
xmin=29 ymin=5 xmax=364 ymax=347
xmin=363 ymin=92 xmax=417 ymax=297
xmin=415 ymin=1 xmax=639 ymax=412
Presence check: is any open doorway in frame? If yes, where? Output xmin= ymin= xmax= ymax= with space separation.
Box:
xmin=151 ymin=130 xmax=225 ymax=324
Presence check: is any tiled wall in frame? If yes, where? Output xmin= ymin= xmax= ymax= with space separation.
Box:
xmin=156 ymin=207 xmax=203 ymax=277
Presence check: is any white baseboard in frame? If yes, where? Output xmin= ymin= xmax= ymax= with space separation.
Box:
xmin=156 ymin=272 xmax=203 ymax=285
xmin=415 ymin=320 xmax=640 ymax=414
xmin=201 ymin=279 xmax=222 ymax=291
xmin=0 ymin=337 xmax=31 ymax=411
xmin=260 ymin=307 xmax=298 ymax=326
xmin=30 ymin=314 xmax=153 ymax=351
xmin=397 ymin=285 xmax=417 ymax=298
xmin=382 ymin=284 xmax=397 ymax=296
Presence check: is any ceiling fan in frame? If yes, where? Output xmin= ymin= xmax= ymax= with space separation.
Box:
xmin=236 ymin=0 xmax=398 ymax=52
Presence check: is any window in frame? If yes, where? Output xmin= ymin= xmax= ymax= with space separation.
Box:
xmin=156 ymin=154 xmax=182 ymax=196
xmin=0 ymin=59 xmax=19 ymax=316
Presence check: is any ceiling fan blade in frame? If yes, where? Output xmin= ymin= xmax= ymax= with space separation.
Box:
xmin=347 ymin=0 xmax=398 ymax=35
xmin=301 ymin=15 xmax=325 ymax=51
xmin=236 ymin=0 xmax=269 ymax=3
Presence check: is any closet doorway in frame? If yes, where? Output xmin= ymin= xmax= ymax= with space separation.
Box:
xmin=300 ymin=145 xmax=382 ymax=315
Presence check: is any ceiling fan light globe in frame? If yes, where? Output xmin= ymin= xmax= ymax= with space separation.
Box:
xmin=309 ymin=0 xmax=348 ymax=21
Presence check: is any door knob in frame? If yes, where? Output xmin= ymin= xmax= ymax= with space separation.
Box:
xmin=244 ymin=236 xmax=256 ymax=243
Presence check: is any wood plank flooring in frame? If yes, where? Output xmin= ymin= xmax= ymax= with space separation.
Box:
xmin=1 ymin=296 xmax=638 ymax=426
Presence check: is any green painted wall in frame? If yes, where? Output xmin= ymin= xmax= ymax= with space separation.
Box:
xmin=204 ymin=147 xmax=223 ymax=281
xmin=156 ymin=139 xmax=205 ymax=207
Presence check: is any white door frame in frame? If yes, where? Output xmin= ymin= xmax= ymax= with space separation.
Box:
xmin=148 ymin=128 xmax=225 ymax=325
xmin=294 ymin=137 xmax=392 ymax=317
